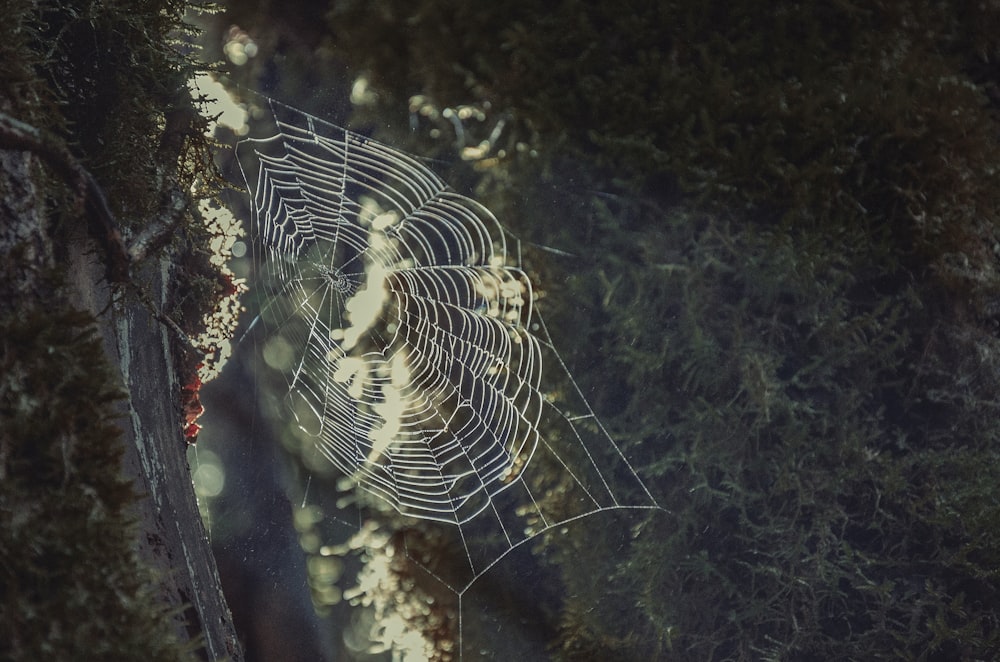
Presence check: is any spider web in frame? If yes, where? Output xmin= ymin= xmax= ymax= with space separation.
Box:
xmin=235 ymin=97 xmax=664 ymax=655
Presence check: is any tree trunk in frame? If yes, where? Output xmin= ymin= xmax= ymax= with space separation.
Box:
xmin=1 ymin=102 xmax=243 ymax=662
xmin=73 ymin=248 xmax=244 ymax=661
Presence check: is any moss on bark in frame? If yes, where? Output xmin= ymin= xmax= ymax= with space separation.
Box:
xmin=1 ymin=1 xmax=232 ymax=660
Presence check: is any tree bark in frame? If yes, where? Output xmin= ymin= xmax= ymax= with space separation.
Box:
xmin=77 ymin=253 xmax=244 ymax=661
xmin=2 ymin=127 xmax=244 ymax=661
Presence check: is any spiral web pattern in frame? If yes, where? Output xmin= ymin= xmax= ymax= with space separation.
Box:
xmin=238 ymin=100 xmax=547 ymax=529
xmin=236 ymin=100 xmax=663 ymax=617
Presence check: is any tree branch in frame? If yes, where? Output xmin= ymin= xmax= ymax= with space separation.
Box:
xmin=0 ymin=111 xmax=130 ymax=282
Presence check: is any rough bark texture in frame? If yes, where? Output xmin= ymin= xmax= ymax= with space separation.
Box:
xmin=0 ymin=2 xmax=247 ymax=658
xmin=74 ymin=250 xmax=244 ymax=661
xmin=2 ymin=131 xmax=243 ymax=662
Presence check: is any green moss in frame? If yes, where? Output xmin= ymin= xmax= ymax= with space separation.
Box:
xmin=514 ymin=194 xmax=1000 ymax=659
xmin=326 ymin=0 xmax=1000 ymax=302
xmin=0 ymin=305 xmax=190 ymax=661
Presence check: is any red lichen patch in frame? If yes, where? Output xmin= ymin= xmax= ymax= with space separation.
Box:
xmin=181 ymin=362 xmax=206 ymax=445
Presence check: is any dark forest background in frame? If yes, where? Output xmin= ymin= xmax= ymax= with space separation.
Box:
xmin=4 ymin=1 xmax=1000 ymax=661
xmin=200 ymin=2 xmax=1000 ymax=660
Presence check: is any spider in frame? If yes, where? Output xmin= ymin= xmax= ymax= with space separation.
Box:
xmin=318 ymin=263 xmax=357 ymax=298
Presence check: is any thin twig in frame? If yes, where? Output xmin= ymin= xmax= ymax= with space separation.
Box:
xmin=129 ymin=281 xmax=201 ymax=353
xmin=0 ymin=110 xmax=200 ymax=355
xmin=0 ymin=110 xmax=130 ymax=281
xmin=127 ymin=186 xmax=188 ymax=264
